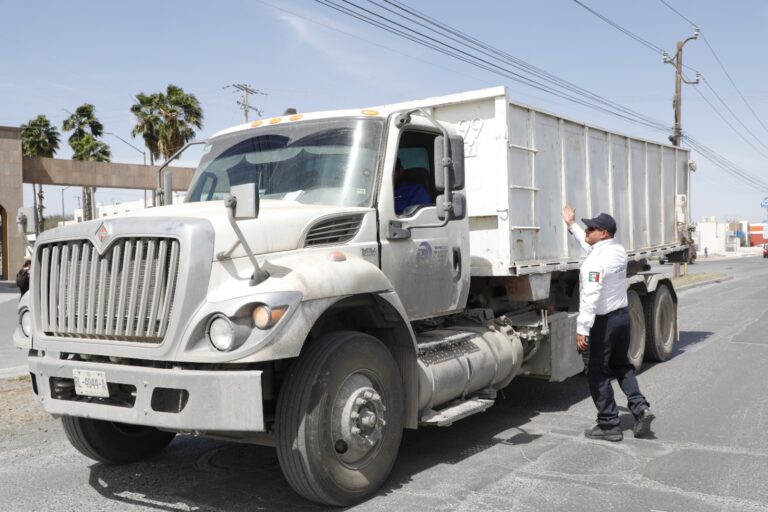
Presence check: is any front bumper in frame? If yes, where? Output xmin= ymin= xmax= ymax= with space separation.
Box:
xmin=28 ymin=354 xmax=264 ymax=432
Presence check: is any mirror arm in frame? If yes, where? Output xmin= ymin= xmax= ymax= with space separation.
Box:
xmin=223 ymin=196 xmax=269 ymax=286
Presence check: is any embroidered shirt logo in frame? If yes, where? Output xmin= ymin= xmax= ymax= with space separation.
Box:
xmin=588 ymin=271 xmax=600 ymax=283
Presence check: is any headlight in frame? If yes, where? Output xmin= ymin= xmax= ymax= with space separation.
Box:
xmin=207 ymin=315 xmax=235 ymax=351
xmin=19 ymin=309 xmax=31 ymax=337
xmin=252 ymin=304 xmax=287 ymax=330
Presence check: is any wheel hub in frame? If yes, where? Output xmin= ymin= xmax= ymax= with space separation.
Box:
xmin=331 ymin=374 xmax=387 ymax=465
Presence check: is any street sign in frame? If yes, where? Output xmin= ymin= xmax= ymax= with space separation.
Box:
xmin=761 ymin=197 xmax=768 ymax=208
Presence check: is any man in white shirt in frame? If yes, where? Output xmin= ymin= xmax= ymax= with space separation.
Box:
xmin=562 ymin=207 xmax=655 ymax=441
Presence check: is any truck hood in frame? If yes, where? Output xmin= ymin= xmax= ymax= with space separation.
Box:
xmin=82 ymin=200 xmax=372 ymax=259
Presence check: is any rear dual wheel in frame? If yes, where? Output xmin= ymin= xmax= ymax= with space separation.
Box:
xmin=644 ymin=283 xmax=677 ymax=362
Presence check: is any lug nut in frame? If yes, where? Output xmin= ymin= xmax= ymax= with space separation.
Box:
xmin=355 ymin=397 xmax=366 ymax=406
xmin=363 ymin=390 xmax=373 ymax=399
xmin=372 ymin=393 xmax=381 ymax=401
xmin=351 ymin=426 xmax=361 ymax=435
xmin=350 ymin=411 xmax=359 ymax=420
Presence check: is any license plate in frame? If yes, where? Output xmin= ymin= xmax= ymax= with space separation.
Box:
xmin=72 ymin=369 xmax=109 ymax=398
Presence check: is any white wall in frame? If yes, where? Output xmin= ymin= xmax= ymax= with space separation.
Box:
xmin=695 ymin=220 xmax=729 ymax=256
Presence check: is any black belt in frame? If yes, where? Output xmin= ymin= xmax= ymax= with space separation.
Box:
xmin=597 ymin=306 xmax=628 ymax=318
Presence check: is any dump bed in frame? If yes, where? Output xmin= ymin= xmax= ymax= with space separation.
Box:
xmin=382 ymin=87 xmax=691 ymax=276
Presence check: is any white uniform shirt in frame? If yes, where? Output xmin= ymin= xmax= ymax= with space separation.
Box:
xmin=569 ymin=223 xmax=629 ymax=336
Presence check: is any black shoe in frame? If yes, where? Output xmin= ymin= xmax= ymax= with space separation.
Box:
xmin=633 ymin=408 xmax=656 ymax=438
xmin=584 ymin=425 xmax=623 ymax=442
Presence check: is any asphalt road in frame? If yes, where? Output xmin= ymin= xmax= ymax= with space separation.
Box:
xmin=2 ymin=256 xmax=768 ymax=511
xmin=0 ymin=281 xmax=27 ymax=378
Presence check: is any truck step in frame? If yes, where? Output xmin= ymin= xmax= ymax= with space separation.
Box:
xmin=419 ymin=397 xmax=496 ymax=427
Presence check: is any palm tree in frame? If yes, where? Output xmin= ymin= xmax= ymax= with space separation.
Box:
xmin=21 ymin=115 xmax=60 ymax=158
xmin=157 ymin=85 xmax=203 ymax=160
xmin=21 ymin=115 xmax=61 ymax=233
xmin=63 ymin=104 xmax=112 ymax=220
xmin=130 ymin=92 xmax=161 ymax=165
xmin=131 ymin=84 xmax=203 ymax=162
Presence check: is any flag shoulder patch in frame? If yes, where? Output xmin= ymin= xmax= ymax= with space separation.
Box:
xmin=588 ymin=271 xmax=600 ymax=283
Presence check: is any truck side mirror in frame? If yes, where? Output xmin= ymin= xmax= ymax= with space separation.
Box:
xmin=436 ymin=192 xmax=466 ymax=221
xmin=231 ymin=182 xmax=260 ymax=219
xmin=434 ymin=135 xmax=465 ymax=192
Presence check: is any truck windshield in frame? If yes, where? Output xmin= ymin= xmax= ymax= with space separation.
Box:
xmin=186 ymin=118 xmax=384 ymax=208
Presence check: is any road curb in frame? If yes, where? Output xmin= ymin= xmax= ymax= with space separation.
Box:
xmin=675 ymin=274 xmax=733 ymax=292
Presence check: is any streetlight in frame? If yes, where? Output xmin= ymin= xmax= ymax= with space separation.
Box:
xmin=103 ymin=131 xmax=150 ymax=209
xmin=61 ymin=186 xmax=71 ymax=218
xmin=104 ymin=132 xmax=147 ymax=165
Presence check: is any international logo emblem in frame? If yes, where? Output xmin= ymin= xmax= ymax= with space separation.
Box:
xmin=96 ymin=223 xmax=110 ymax=243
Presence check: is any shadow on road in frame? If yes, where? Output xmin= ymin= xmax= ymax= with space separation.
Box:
xmin=674 ymin=330 xmax=714 ymax=354
xmin=85 ymin=376 xmax=593 ymax=510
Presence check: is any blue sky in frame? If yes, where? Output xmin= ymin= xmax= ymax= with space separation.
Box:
xmin=2 ymin=0 xmax=768 ymax=221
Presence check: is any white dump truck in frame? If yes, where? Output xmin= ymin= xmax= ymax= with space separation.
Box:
xmin=15 ymin=86 xmax=692 ymax=506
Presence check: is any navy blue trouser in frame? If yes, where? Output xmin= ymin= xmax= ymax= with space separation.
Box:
xmin=582 ymin=307 xmax=649 ymax=429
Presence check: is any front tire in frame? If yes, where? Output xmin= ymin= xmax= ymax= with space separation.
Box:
xmin=644 ymin=283 xmax=677 ymax=362
xmin=61 ymin=417 xmax=175 ymax=464
xmin=627 ymin=289 xmax=646 ymax=371
xmin=276 ymin=331 xmax=404 ymax=506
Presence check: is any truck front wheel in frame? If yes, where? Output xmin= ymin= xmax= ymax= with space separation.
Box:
xmin=276 ymin=331 xmax=404 ymax=506
xmin=61 ymin=416 xmax=175 ymax=464
xmin=644 ymin=283 xmax=676 ymax=362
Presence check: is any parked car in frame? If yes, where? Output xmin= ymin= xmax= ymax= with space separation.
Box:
xmin=763 ymin=244 xmax=768 ymax=258
xmin=659 ymin=244 xmax=697 ymax=265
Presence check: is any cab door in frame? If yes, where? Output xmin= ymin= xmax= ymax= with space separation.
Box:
xmin=378 ymin=124 xmax=470 ymax=320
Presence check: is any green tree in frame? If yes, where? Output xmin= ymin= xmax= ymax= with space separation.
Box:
xmin=130 ymin=84 xmax=203 ymax=162
xmin=20 ymin=114 xmax=60 ymax=158
xmin=62 ymin=104 xmax=111 ymax=161
xmin=20 ymin=114 xmax=61 ymax=232
xmin=63 ymin=104 xmax=111 ymax=220
xmin=130 ymin=92 xmax=161 ymax=165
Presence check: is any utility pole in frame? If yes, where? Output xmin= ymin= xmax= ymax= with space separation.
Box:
xmin=663 ymin=29 xmax=700 ymax=277
xmin=224 ymin=84 xmax=267 ymax=122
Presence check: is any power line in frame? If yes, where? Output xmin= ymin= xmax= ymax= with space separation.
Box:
xmin=685 ymin=73 xmax=768 ymax=160
xmin=378 ymin=0 xmax=668 ymax=130
xmin=316 ymin=0 xmax=768 ymax=192
xmin=684 ymin=135 xmax=768 ymax=191
xmin=316 ymin=0 xmax=671 ymax=133
xmin=572 ymin=0 xmax=668 ymax=55
xmin=567 ymin=0 xmax=768 ymax=190
xmin=659 ymin=0 xmax=768 ymax=137
xmin=698 ymin=75 xmax=768 ymax=155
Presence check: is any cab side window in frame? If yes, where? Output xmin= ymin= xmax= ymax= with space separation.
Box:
xmin=393 ymin=131 xmax=437 ymax=216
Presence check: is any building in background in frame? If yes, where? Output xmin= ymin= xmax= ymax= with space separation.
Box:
xmin=695 ymin=216 xmax=739 ymax=255
xmin=748 ymin=223 xmax=767 ymax=247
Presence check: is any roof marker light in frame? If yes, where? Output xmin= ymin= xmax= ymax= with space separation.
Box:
xmin=361 ymin=109 xmax=379 ymax=116
xmin=270 ymin=117 xmax=282 ymax=125
xmin=251 ymin=120 xmax=263 ymax=127
xmin=289 ymin=114 xmax=303 ymax=121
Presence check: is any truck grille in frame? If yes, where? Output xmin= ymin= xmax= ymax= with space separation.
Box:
xmin=37 ymin=237 xmax=180 ymax=343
